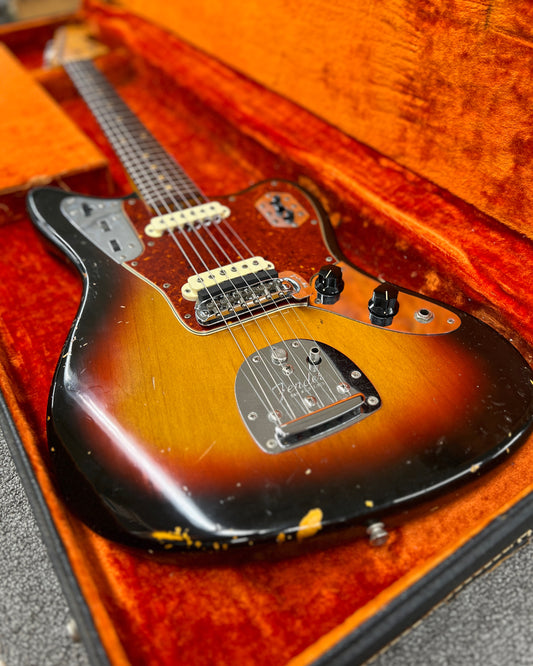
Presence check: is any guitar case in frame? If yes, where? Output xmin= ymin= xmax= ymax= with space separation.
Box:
xmin=0 ymin=1 xmax=532 ymax=664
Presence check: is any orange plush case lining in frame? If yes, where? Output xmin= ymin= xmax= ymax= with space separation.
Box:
xmin=0 ymin=2 xmax=532 ymax=665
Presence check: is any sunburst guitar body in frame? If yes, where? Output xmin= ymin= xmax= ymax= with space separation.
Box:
xmin=27 ymin=31 xmax=533 ymax=552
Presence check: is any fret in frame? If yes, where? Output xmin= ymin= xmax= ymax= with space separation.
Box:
xmin=65 ymin=60 xmax=206 ymax=212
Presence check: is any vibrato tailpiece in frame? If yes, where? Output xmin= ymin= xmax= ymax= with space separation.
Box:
xmin=235 ymin=340 xmax=380 ymax=453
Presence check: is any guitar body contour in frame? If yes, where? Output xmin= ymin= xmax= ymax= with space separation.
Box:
xmin=27 ymin=183 xmax=533 ymax=551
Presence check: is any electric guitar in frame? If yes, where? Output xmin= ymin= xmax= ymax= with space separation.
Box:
xmin=27 ymin=28 xmax=533 ymax=551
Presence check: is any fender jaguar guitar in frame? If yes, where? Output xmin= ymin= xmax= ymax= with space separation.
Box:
xmin=27 ymin=29 xmax=533 ymax=551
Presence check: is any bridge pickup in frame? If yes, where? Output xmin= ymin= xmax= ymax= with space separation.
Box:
xmin=181 ymin=257 xmax=276 ymax=302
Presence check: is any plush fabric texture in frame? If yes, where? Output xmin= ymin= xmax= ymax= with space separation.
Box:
xmin=0 ymin=41 xmax=109 ymax=225
xmin=108 ymin=0 xmax=533 ymax=242
xmin=0 ymin=3 xmax=531 ymax=666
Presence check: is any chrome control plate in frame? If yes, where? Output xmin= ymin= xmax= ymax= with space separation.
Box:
xmin=61 ymin=196 xmax=143 ymax=263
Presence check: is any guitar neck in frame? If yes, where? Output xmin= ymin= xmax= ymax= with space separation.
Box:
xmin=64 ymin=60 xmax=205 ymax=211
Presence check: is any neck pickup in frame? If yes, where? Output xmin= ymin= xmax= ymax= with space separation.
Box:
xmin=146 ymin=202 xmax=231 ymax=237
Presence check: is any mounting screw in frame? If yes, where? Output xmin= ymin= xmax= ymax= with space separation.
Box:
xmin=366 ymin=522 xmax=389 ymax=546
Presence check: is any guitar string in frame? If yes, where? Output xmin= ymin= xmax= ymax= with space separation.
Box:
xmin=198 ymin=193 xmax=349 ymax=404
xmin=154 ymin=197 xmax=336 ymax=408
xmin=66 ymin=60 xmax=349 ymax=419
xmin=66 ymin=61 xmax=345 ymax=414
xmin=150 ymin=214 xmax=319 ymax=415
xmin=66 ymin=60 xmax=301 ymax=421
xmin=69 ymin=68 xmax=333 ymax=415
xmin=67 ymin=60 xmax=347 ymax=414
xmin=188 ymin=226 xmax=333 ymax=409
xmin=140 ymin=183 xmax=338 ymax=411
xmin=67 ymin=63 xmax=205 ymax=209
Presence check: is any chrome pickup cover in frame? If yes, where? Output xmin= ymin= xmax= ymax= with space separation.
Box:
xmin=235 ymin=339 xmax=380 ymax=454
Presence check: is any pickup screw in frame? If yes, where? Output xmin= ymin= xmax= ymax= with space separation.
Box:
xmin=367 ymin=522 xmax=389 ymax=546
xmin=337 ymin=382 xmax=350 ymax=394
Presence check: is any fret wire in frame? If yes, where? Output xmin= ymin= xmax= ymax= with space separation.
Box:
xmin=69 ymin=72 xmax=299 ymax=413
xmin=64 ymin=60 xmax=346 ymax=410
xmin=65 ymin=65 xmax=292 ymax=392
xmin=66 ymin=61 xmax=205 ymax=210
xmin=67 ymin=62 xmax=266 ymax=284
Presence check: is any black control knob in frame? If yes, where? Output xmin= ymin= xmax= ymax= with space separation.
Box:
xmin=315 ymin=265 xmax=344 ymax=305
xmin=368 ymin=282 xmax=399 ymax=326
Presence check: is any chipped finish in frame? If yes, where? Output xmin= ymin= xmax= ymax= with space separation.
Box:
xmin=151 ymin=527 xmax=194 ymax=547
xmin=297 ymin=508 xmax=324 ymax=542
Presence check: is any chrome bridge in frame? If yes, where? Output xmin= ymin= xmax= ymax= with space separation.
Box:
xmin=195 ymin=274 xmax=303 ymax=326
xmin=235 ymin=340 xmax=380 ymax=453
